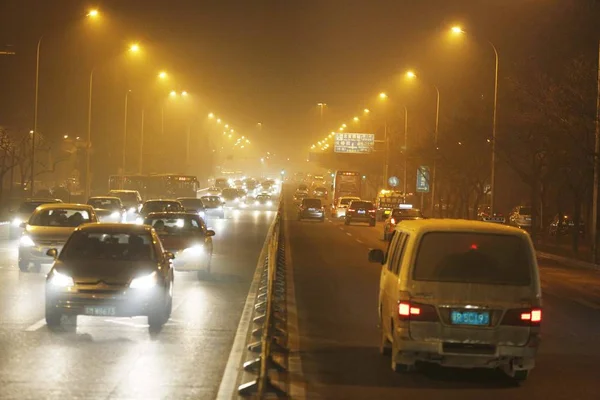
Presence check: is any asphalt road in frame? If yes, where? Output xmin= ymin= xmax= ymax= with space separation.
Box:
xmin=0 ymin=209 xmax=275 ymax=399
xmin=285 ymin=195 xmax=600 ymax=400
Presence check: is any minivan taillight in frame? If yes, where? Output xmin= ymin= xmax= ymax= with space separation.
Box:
xmin=501 ymin=308 xmax=542 ymax=327
xmin=397 ymin=301 xmax=438 ymax=322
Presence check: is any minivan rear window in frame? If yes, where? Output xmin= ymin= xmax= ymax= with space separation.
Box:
xmin=303 ymin=199 xmax=321 ymax=208
xmin=413 ymin=232 xmax=532 ymax=286
xmin=351 ymin=201 xmax=374 ymax=210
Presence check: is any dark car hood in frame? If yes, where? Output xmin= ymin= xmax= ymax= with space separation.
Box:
xmin=159 ymin=234 xmax=204 ymax=252
xmin=54 ymin=260 xmax=155 ymax=285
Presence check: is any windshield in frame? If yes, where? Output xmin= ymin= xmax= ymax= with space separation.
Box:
xmin=392 ymin=209 xmax=422 ymax=218
xmin=18 ymin=201 xmax=56 ymax=214
xmin=303 ymin=199 xmax=321 ymax=208
xmin=413 ymin=232 xmax=532 ymax=286
xmin=88 ymin=198 xmax=121 ymax=210
xmin=315 ymin=187 xmax=327 ymax=192
xmin=141 ymin=201 xmax=182 ymax=213
xmin=29 ymin=208 xmax=91 ymax=227
xmin=61 ymin=231 xmax=155 ymax=261
xmin=340 ymin=198 xmax=359 ymax=206
xmin=145 ymin=216 xmax=203 ymax=236
xmin=178 ymin=199 xmax=204 ymax=209
xmin=201 ymin=196 xmax=222 ymax=207
xmin=221 ymin=189 xmax=239 ymax=198
xmin=350 ymin=201 xmax=373 ymax=209
xmin=110 ymin=192 xmax=138 ymax=203
xmin=519 ymin=207 xmax=532 ymax=215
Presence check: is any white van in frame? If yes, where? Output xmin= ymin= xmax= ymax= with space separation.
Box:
xmin=369 ymin=219 xmax=541 ymax=381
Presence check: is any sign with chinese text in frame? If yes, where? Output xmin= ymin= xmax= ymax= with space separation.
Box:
xmin=334 ymin=133 xmax=375 ymax=154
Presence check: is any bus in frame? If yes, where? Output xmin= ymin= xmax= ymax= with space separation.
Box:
xmin=108 ymin=174 xmax=199 ymax=199
xmin=333 ymin=171 xmax=361 ymax=202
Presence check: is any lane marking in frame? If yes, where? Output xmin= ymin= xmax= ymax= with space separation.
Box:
xmin=25 ymin=318 xmax=46 ymax=332
xmin=215 ymin=211 xmax=278 ymax=400
xmin=356 ymin=239 xmax=363 ymax=244
xmin=346 ymin=232 xmax=352 ymax=237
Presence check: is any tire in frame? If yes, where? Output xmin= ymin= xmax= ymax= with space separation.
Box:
xmin=344 ymin=219 xmax=350 ymax=225
xmin=369 ymin=220 xmax=376 ymax=227
xmin=391 ymin=322 xmax=415 ymax=373
xmin=148 ymin=290 xmax=169 ymax=329
xmin=18 ymin=259 xmax=29 ymax=272
xmin=45 ymin=305 xmax=62 ymax=328
xmin=513 ymin=370 xmax=530 ymax=382
xmin=379 ymin=312 xmax=392 ymax=356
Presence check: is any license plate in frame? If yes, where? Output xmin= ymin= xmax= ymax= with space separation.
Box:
xmin=308 ymin=208 xmax=316 ymax=211
xmin=84 ymin=306 xmax=116 ymax=316
xmin=358 ymin=210 xmax=366 ymax=214
xmin=450 ymin=310 xmax=490 ymax=326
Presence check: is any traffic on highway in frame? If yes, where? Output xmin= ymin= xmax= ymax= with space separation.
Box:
xmin=1 ymin=1 xmax=599 ymax=399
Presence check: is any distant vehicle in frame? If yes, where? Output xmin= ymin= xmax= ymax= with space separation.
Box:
xmin=200 ymin=195 xmax=225 ymax=219
xmin=333 ymin=171 xmax=361 ymax=205
xmin=87 ymin=196 xmax=125 ymax=223
xmin=254 ymin=194 xmax=274 ymax=207
xmin=508 ymin=206 xmax=532 ymax=229
xmin=345 ymin=200 xmax=376 ymax=226
xmin=221 ymin=188 xmax=241 ymax=205
xmin=332 ymin=196 xmax=361 ymax=218
xmin=297 ymin=183 xmax=309 ymax=193
xmin=9 ymin=198 xmax=63 ymax=239
xmin=375 ymin=189 xmax=406 ymax=221
xmin=136 ymin=200 xmax=185 ymax=224
xmin=245 ymin=178 xmax=258 ymax=191
xmin=234 ymin=179 xmax=244 ymax=188
xmin=312 ymin=186 xmax=328 ymax=198
xmin=293 ymin=190 xmax=309 ymax=203
xmin=107 ymin=189 xmax=143 ymax=213
xmin=298 ymin=198 xmax=325 ymax=222
xmin=145 ymin=212 xmax=214 ymax=279
xmin=548 ymin=214 xmax=585 ymax=237
xmin=108 ymin=174 xmax=198 ymax=199
xmin=18 ymin=203 xmax=98 ymax=272
xmin=206 ymin=186 xmax=221 ymax=195
xmin=382 ymin=206 xmax=424 ymax=240
xmin=215 ymin=178 xmax=230 ymax=190
xmin=177 ymin=197 xmax=206 ymax=217
xmin=45 ymin=223 xmax=174 ymax=330
xmin=477 ymin=205 xmax=506 ymax=224
xmin=369 ymin=219 xmax=541 ymax=381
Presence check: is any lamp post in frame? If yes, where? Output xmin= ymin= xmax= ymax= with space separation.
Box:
xmin=592 ymin=40 xmax=600 ymax=263
xmin=451 ymin=26 xmax=499 ymax=214
xmin=122 ymin=89 xmax=131 ymax=173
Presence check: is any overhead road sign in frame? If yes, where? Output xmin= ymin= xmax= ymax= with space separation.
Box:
xmin=334 ymin=133 xmax=374 ymax=154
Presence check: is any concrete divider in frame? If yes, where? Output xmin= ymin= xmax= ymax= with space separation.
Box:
xmin=537 ymin=251 xmax=600 ymax=271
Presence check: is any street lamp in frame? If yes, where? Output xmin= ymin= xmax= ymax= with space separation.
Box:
xmin=405 ymin=69 xmax=440 ymax=216
xmin=129 ymin=43 xmax=140 ymax=53
xmin=450 ymin=25 xmax=500 ymax=214
xmin=158 ymin=71 xmax=168 ymax=80
xmin=353 ymin=116 xmax=359 ymax=122
xmin=208 ymin=112 xmax=215 ymax=119
xmin=32 ymin=8 xmax=100 ymax=196
xmin=379 ymin=92 xmax=388 ymax=100
xmin=364 ymin=108 xmax=370 ymax=114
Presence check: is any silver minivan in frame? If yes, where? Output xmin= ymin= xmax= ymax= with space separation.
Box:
xmin=369 ymin=219 xmax=542 ymax=381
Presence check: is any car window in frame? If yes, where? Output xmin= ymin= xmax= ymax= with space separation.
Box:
xmin=179 ymin=199 xmax=204 ymax=209
xmin=145 ymin=216 xmax=202 ymax=236
xmin=61 ymin=231 xmax=155 ymax=261
xmin=350 ymin=201 xmax=373 ymax=209
xmin=142 ymin=202 xmax=182 ymax=213
xmin=390 ymin=234 xmax=409 ymax=275
xmin=88 ymin=198 xmax=121 ymax=209
xmin=413 ymin=232 xmax=533 ymax=286
xmin=340 ymin=198 xmax=359 ymax=206
xmin=110 ymin=192 xmax=137 ymax=202
xmin=201 ymin=196 xmax=222 ymax=206
xmin=385 ymin=231 xmax=401 ymax=269
xmin=303 ymin=199 xmax=321 ymax=208
xmin=29 ymin=208 xmax=91 ymax=227
xmin=19 ymin=202 xmax=53 ymax=214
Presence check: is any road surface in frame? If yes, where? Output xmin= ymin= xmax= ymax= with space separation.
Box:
xmin=0 ymin=210 xmax=275 ymax=399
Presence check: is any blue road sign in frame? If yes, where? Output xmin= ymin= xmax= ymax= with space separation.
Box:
xmin=416 ymin=166 xmax=430 ymax=193
xmin=388 ymin=176 xmax=400 ymax=188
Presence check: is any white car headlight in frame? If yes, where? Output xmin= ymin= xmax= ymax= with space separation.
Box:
xmin=182 ymin=245 xmax=204 ymax=256
xmin=110 ymin=211 xmax=121 ymax=219
xmin=49 ymin=270 xmax=74 ymax=288
xmin=266 ymin=201 xmax=273 ymax=206
xmin=19 ymin=235 xmax=35 ymax=247
xmin=12 ymin=217 xmax=23 ymax=227
xmin=135 ymin=217 xmax=144 ymax=225
xmin=255 ymin=200 xmax=260 ymax=206
xmin=129 ymin=271 xmax=157 ymax=289
xmin=128 ymin=207 xmax=137 ymax=213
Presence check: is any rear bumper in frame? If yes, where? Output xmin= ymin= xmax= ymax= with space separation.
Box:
xmin=19 ymin=246 xmax=63 ymax=264
xmin=346 ymin=214 xmax=375 ymax=222
xmin=300 ymin=210 xmax=324 ymax=219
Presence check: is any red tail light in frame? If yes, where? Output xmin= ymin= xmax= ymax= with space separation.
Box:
xmin=368 ymin=209 xmax=375 ymax=214
xmin=397 ymin=301 xmax=438 ymax=322
xmin=390 ymin=218 xmax=396 ymax=224
xmin=348 ymin=208 xmax=355 ymax=212
xmin=501 ymin=308 xmax=542 ymax=326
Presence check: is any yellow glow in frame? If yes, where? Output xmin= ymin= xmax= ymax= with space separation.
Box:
xmin=181 ymin=91 xmax=188 ymax=96
xmin=158 ymin=71 xmax=168 ymax=80
xmin=241 ymin=135 xmax=245 ymax=139
xmin=406 ymin=70 xmax=417 ymax=79
xmin=228 ymin=134 xmax=232 ymax=138
xmin=339 ymin=127 xmax=344 ymax=131
xmin=224 ymin=124 xmax=229 ymax=128
xmin=217 ymin=119 xmax=221 ymax=124
xmin=63 ymin=135 xmax=69 ymax=139
xmin=129 ymin=43 xmax=141 ymax=53
xmin=342 ymin=123 xmax=347 ymax=128
xmin=379 ymin=92 xmax=388 ymax=99
xmin=87 ymin=9 xmax=99 ymax=18
xmin=208 ymin=112 xmax=215 ymax=119
xmin=246 ymin=139 xmax=250 ymax=143
xmin=318 ymin=141 xmax=322 ymax=145
xmin=364 ymin=108 xmax=370 ymax=114
xmin=353 ymin=117 xmax=359 ymax=122
xmin=231 ymin=129 xmax=235 ymax=133
xmin=311 ymin=145 xmax=316 ymax=149
xmin=451 ymin=26 xmax=464 ymax=34
xmin=169 ymin=90 xmax=177 ymax=97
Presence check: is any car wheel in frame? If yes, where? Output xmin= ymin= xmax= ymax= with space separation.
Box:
xmin=18 ymin=259 xmax=29 ymax=272
xmin=513 ymin=370 xmax=530 ymax=382
xmin=45 ymin=304 xmax=62 ymax=328
xmin=379 ymin=316 xmax=392 ymax=356
xmin=148 ymin=290 xmax=169 ymax=329
xmin=369 ymin=220 xmax=376 ymax=227
xmin=391 ymin=323 xmax=415 ymax=373
xmin=344 ymin=219 xmax=350 ymax=225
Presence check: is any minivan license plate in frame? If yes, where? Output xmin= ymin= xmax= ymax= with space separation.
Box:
xmin=84 ymin=306 xmax=116 ymax=316
xmin=450 ymin=310 xmax=490 ymax=326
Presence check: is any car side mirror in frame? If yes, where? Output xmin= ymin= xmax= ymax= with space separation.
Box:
xmin=19 ymin=222 xmax=27 ymax=229
xmin=164 ymin=251 xmax=175 ymax=260
xmin=46 ymin=248 xmax=58 ymax=259
xmin=368 ymin=249 xmax=385 ymax=264
xmin=206 ymin=229 xmax=215 ymax=237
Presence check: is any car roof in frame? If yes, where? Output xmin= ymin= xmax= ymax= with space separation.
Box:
xmin=89 ymin=196 xmax=121 ymax=200
xmin=177 ymin=197 xmax=200 ymax=200
xmin=35 ymin=203 xmax=93 ymax=210
xmin=144 ymin=199 xmax=180 ymax=203
xmin=109 ymin=190 xmax=139 ymax=193
xmin=24 ymin=198 xmax=62 ymax=203
xmin=145 ymin=211 xmax=200 ymax=218
xmin=394 ymin=218 xmax=530 ymax=237
xmin=76 ymin=223 xmax=152 ymax=234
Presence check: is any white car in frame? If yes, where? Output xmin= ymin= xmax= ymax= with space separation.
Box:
xmin=332 ymin=196 xmax=361 ymax=218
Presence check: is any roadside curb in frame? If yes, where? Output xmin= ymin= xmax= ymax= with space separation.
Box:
xmin=536 ymin=251 xmax=600 ymax=271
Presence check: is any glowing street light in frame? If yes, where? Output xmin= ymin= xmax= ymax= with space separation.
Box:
xmin=63 ymin=135 xmax=69 ymax=139
xmin=339 ymin=127 xmax=344 ymax=131
xmin=364 ymin=108 xmax=370 ymax=114
xmin=451 ymin=26 xmax=464 ymax=34
xmin=129 ymin=43 xmax=141 ymax=53
xmin=158 ymin=71 xmax=168 ymax=80
xmin=353 ymin=116 xmax=359 ymax=122
xmin=342 ymin=123 xmax=347 ymax=128
xmin=216 ymin=118 xmax=221 ymax=124
xmin=231 ymin=129 xmax=235 ymax=133
xmin=87 ymin=9 xmax=99 ymax=18
xmin=379 ymin=92 xmax=388 ymax=100
xmin=406 ymin=70 xmax=417 ymax=79
xmin=224 ymin=124 xmax=229 ymax=128
xmin=181 ymin=91 xmax=188 ymax=96
xmin=169 ymin=90 xmax=177 ymax=97
xmin=208 ymin=112 xmax=215 ymax=119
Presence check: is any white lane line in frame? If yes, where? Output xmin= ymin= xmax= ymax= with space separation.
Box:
xmin=215 ymin=212 xmax=278 ymax=400
xmin=356 ymin=239 xmax=363 ymax=244
xmin=346 ymin=232 xmax=352 ymax=237
xmin=25 ymin=318 xmax=46 ymax=332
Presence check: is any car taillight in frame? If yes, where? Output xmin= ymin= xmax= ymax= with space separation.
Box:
xmin=501 ymin=308 xmax=542 ymax=327
xmin=348 ymin=208 xmax=355 ymax=212
xmin=390 ymin=218 xmax=396 ymax=224
xmin=397 ymin=301 xmax=438 ymax=322
xmin=368 ymin=209 xmax=375 ymax=214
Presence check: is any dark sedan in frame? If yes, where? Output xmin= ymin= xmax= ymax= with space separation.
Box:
xmin=345 ymin=200 xmax=376 ymax=226
xmin=45 ymin=223 xmax=174 ymax=330
xmin=135 ymin=199 xmax=185 ymax=224
xmin=298 ymin=198 xmax=325 ymax=222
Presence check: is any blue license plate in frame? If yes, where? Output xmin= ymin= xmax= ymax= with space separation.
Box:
xmin=358 ymin=210 xmax=366 ymax=214
xmin=450 ymin=310 xmax=490 ymax=326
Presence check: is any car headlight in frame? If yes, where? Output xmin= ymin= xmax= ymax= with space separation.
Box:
xmin=266 ymin=201 xmax=273 ymax=206
xmin=217 ymin=206 xmax=223 ymax=210
xmin=182 ymin=245 xmax=204 ymax=256
xmin=135 ymin=217 xmax=144 ymax=225
xmin=128 ymin=207 xmax=137 ymax=213
xmin=240 ymin=203 xmax=248 ymax=208
xmin=12 ymin=217 xmax=22 ymax=227
xmin=255 ymin=200 xmax=260 ymax=206
xmin=110 ymin=211 xmax=121 ymax=219
xmin=49 ymin=270 xmax=74 ymax=288
xmin=129 ymin=271 xmax=157 ymax=289
xmin=19 ymin=235 xmax=35 ymax=247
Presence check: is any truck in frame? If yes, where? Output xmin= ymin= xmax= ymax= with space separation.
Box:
xmin=333 ymin=171 xmax=361 ymax=203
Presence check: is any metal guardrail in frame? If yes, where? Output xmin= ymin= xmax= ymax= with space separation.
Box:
xmin=238 ymin=199 xmax=288 ymax=398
